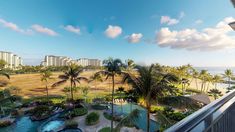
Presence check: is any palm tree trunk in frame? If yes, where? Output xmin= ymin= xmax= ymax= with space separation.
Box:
xmin=195 ymin=78 xmax=198 ymax=90
xmin=70 ymin=80 xmax=73 ymax=100
xmin=229 ymin=77 xmax=231 ymax=89
xmin=111 ymin=74 xmax=115 ymax=132
xmin=46 ymin=84 xmax=49 ymax=103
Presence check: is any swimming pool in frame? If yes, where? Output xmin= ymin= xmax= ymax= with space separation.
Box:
xmin=113 ymin=103 xmax=160 ymax=132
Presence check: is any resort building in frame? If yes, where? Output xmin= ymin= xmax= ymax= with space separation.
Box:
xmin=41 ymin=55 xmax=73 ymax=66
xmin=41 ymin=55 xmax=102 ymax=67
xmin=77 ymin=58 xmax=101 ymax=67
xmin=0 ymin=51 xmax=23 ymax=69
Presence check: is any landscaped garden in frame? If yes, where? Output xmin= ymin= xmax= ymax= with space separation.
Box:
xmin=0 ymin=58 xmax=233 ymax=132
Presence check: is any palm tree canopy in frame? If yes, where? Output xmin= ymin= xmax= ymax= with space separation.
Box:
xmin=125 ymin=64 xmax=179 ymax=104
xmin=95 ymin=58 xmax=125 ymax=80
xmin=52 ymin=64 xmax=88 ymax=87
xmin=223 ymin=69 xmax=233 ymax=79
xmin=89 ymin=73 xmax=103 ymax=82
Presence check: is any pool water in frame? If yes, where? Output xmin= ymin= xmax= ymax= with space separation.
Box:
xmin=0 ymin=116 xmax=42 ymax=132
xmin=113 ymin=103 xmax=160 ymax=132
xmin=41 ymin=120 xmax=64 ymax=132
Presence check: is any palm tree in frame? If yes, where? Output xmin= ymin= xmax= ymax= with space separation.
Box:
xmin=41 ymin=70 xmax=53 ymax=102
xmin=95 ymin=58 xmax=125 ymax=131
xmin=191 ymin=69 xmax=199 ymax=90
xmin=124 ymin=64 xmax=178 ymax=132
xmin=208 ymin=89 xmax=223 ymax=100
xmin=212 ymin=75 xmax=223 ymax=89
xmin=52 ymin=64 xmax=88 ymax=100
xmin=205 ymin=73 xmax=213 ymax=92
xmin=223 ymin=69 xmax=233 ymax=90
xmin=199 ymin=70 xmax=208 ymax=92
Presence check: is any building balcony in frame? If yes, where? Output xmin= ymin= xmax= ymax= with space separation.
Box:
xmin=165 ymin=90 xmax=235 ymax=132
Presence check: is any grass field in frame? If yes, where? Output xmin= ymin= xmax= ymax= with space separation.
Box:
xmin=0 ymin=70 xmax=130 ymax=99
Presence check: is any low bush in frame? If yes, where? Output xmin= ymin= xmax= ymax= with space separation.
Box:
xmin=85 ymin=112 xmax=100 ymax=125
xmin=150 ymin=106 xmax=164 ymax=113
xmin=91 ymin=104 xmax=107 ymax=110
xmin=103 ymin=112 xmax=122 ymax=122
xmin=0 ymin=121 xmax=12 ymax=127
xmin=98 ymin=127 xmax=112 ymax=132
xmin=64 ymin=120 xmax=78 ymax=129
xmin=71 ymin=108 xmax=88 ymax=117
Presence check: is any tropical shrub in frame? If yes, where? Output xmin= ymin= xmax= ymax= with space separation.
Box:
xmin=0 ymin=121 xmax=12 ymax=127
xmin=71 ymin=108 xmax=88 ymax=117
xmin=64 ymin=120 xmax=78 ymax=129
xmin=103 ymin=112 xmax=122 ymax=122
xmin=91 ymin=104 xmax=107 ymax=110
xmin=85 ymin=112 xmax=100 ymax=125
xmin=150 ymin=106 xmax=164 ymax=113
xmin=98 ymin=127 xmax=112 ymax=132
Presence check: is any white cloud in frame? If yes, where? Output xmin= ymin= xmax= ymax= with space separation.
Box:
xmin=104 ymin=25 xmax=122 ymax=38
xmin=0 ymin=18 xmax=32 ymax=34
xmin=156 ymin=17 xmax=235 ymax=51
xmin=160 ymin=16 xmax=179 ymax=25
xmin=31 ymin=24 xmax=57 ymax=36
xmin=126 ymin=33 xmax=143 ymax=43
xmin=195 ymin=19 xmax=203 ymax=24
xmin=63 ymin=25 xmax=81 ymax=35
xmin=160 ymin=12 xmax=185 ymax=26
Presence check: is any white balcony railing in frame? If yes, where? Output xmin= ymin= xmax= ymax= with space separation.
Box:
xmin=165 ymin=90 xmax=235 ymax=132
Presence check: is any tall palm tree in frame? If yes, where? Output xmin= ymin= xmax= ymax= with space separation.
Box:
xmin=205 ymin=73 xmax=213 ymax=92
xmin=199 ymin=70 xmax=208 ymax=92
xmin=52 ymin=64 xmax=88 ymax=100
xmin=223 ymin=69 xmax=233 ymax=90
xmin=41 ymin=70 xmax=53 ymax=102
xmin=212 ymin=75 xmax=223 ymax=89
xmin=95 ymin=58 xmax=125 ymax=131
xmin=191 ymin=69 xmax=199 ymax=90
xmin=124 ymin=64 xmax=178 ymax=132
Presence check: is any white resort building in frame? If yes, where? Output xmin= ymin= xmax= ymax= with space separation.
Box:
xmin=41 ymin=55 xmax=101 ymax=67
xmin=0 ymin=51 xmax=23 ymax=69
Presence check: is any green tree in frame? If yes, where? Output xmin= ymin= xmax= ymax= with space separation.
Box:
xmin=124 ymin=64 xmax=178 ymax=132
xmin=0 ymin=60 xmax=7 ymax=69
xmin=223 ymin=69 xmax=233 ymax=90
xmin=199 ymin=70 xmax=208 ymax=92
xmin=41 ymin=70 xmax=53 ymax=102
xmin=95 ymin=58 xmax=126 ymax=131
xmin=191 ymin=69 xmax=199 ymax=90
xmin=52 ymin=64 xmax=88 ymax=100
xmin=212 ymin=75 xmax=223 ymax=89
xmin=208 ymin=89 xmax=223 ymax=100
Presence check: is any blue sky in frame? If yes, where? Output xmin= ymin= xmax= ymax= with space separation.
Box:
xmin=0 ymin=0 xmax=235 ymax=66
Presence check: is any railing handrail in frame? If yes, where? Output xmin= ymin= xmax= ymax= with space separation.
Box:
xmin=165 ymin=90 xmax=235 ymax=132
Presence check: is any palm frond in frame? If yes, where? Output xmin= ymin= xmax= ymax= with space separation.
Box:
xmin=0 ymin=71 xmax=10 ymax=79
xmin=52 ymin=79 xmax=67 ymax=87
xmin=115 ymin=109 xmax=140 ymax=131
